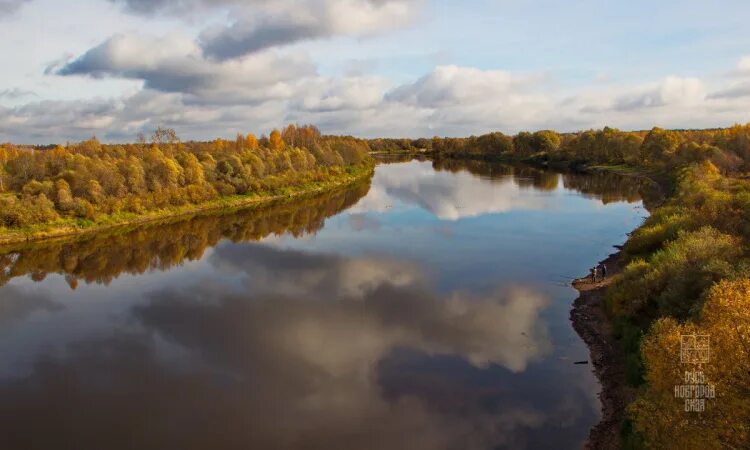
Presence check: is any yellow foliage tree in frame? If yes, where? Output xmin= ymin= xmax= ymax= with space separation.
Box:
xmin=631 ymin=279 xmax=750 ymax=449
xmin=246 ymin=133 xmax=258 ymax=150
xmin=269 ymin=130 xmax=284 ymax=152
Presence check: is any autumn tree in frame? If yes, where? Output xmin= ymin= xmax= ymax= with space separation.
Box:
xmin=631 ymin=279 xmax=750 ymax=449
xmin=476 ymin=132 xmax=513 ymax=154
xmin=152 ymin=127 xmax=179 ymax=146
xmin=533 ymin=130 xmax=561 ymax=153
xmin=246 ymin=133 xmax=259 ymax=150
xmin=641 ymin=127 xmax=682 ymax=166
xmin=717 ymin=123 xmax=750 ymax=163
xmin=269 ymin=130 xmax=285 ymax=152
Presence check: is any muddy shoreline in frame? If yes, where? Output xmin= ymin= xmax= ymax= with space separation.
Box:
xmin=567 ymin=164 xmax=665 ymax=449
xmin=571 ymin=249 xmax=636 ymax=449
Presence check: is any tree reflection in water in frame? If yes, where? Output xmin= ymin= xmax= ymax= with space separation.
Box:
xmin=0 ymin=179 xmax=371 ymax=288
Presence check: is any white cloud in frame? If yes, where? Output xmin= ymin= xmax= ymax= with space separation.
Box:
xmin=609 ymin=76 xmax=706 ymax=111
xmin=6 ymin=52 xmax=750 ymax=143
xmin=198 ymin=0 xmax=422 ymax=59
xmin=56 ymin=33 xmax=315 ymax=105
xmin=0 ymin=0 xmax=30 ymax=17
xmin=292 ymin=76 xmax=390 ymax=112
xmin=387 ymin=65 xmax=540 ymax=107
xmin=107 ymin=0 xmax=243 ymax=16
xmin=381 ymin=65 xmax=553 ymax=135
xmin=736 ymin=56 xmax=750 ymax=75
xmin=100 ymin=0 xmax=424 ymax=59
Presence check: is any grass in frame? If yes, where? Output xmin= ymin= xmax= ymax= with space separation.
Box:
xmin=586 ymin=164 xmax=641 ymax=173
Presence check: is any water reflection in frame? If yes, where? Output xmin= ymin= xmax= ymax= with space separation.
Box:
xmin=353 ymin=159 xmax=646 ymax=220
xmin=0 ymin=180 xmax=370 ymax=288
xmin=0 ymin=158 xmax=648 ymax=449
xmin=429 ymin=159 xmax=652 ymax=203
xmin=0 ymin=285 xmax=62 ymax=326
xmin=0 ymin=244 xmax=556 ymax=450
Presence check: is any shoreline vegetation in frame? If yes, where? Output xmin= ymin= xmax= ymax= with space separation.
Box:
xmin=0 ymin=178 xmax=372 ymax=288
xmin=371 ymin=125 xmax=750 ymax=449
xmin=0 ymin=125 xmax=374 ymax=245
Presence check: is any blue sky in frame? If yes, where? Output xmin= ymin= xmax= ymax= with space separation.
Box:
xmin=1 ymin=0 xmax=750 ymax=143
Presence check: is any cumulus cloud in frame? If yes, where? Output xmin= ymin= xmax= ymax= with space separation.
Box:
xmin=199 ymin=0 xmax=421 ymax=60
xmin=0 ymin=0 xmax=30 ymax=17
xmin=292 ymin=75 xmax=388 ymax=112
xmin=734 ymin=55 xmax=750 ymax=76
xmin=708 ymin=81 xmax=750 ymax=100
xmin=387 ymin=65 xmax=540 ymax=107
xmin=0 ymin=98 xmax=122 ymax=139
xmin=712 ymin=56 xmax=750 ymax=99
xmin=102 ymin=0 xmax=423 ymax=59
xmin=0 ymin=88 xmax=37 ymax=101
xmin=55 ymin=33 xmax=314 ymax=104
xmin=9 ymin=53 xmax=750 ymax=143
xmin=0 ymin=89 xmax=247 ymax=142
xmin=607 ymin=76 xmax=706 ymax=111
xmin=382 ymin=65 xmax=553 ymax=134
xmin=107 ymin=0 xmax=245 ymax=16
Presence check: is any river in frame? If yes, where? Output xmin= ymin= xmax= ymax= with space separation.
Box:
xmin=0 ymin=157 xmax=648 ymax=449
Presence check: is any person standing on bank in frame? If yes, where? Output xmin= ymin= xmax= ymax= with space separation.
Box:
xmin=600 ymin=263 xmax=607 ymax=279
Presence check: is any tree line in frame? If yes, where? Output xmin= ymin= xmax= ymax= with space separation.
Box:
xmin=0 ymin=125 xmax=372 ymax=230
xmin=371 ymin=123 xmax=750 ymax=173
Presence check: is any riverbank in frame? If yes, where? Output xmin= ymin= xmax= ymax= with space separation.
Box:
xmin=570 ymin=167 xmax=665 ymax=450
xmin=0 ymin=165 xmax=373 ymax=246
xmin=571 ymin=250 xmax=635 ymax=450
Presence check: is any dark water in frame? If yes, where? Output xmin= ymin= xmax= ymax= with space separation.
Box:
xmin=0 ymin=159 xmax=647 ymax=450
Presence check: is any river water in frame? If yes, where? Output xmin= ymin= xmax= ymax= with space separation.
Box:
xmin=0 ymin=158 xmax=647 ymax=449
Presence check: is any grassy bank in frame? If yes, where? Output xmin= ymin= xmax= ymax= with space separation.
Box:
xmin=0 ymin=164 xmax=373 ymax=246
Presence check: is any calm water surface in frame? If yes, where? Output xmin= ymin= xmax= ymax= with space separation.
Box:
xmin=0 ymin=159 xmax=647 ymax=450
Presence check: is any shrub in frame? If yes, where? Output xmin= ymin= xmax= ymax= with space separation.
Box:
xmin=607 ymin=227 xmax=743 ymax=323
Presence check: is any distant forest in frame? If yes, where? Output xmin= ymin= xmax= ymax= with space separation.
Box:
xmin=370 ymin=124 xmax=750 ymax=173
xmin=0 ymin=125 xmax=372 ymax=230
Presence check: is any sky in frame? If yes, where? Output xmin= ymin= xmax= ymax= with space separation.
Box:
xmin=1 ymin=0 xmax=750 ymax=143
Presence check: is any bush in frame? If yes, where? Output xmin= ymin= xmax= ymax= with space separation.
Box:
xmin=607 ymin=227 xmax=743 ymax=323
xmin=0 ymin=195 xmax=25 ymax=227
